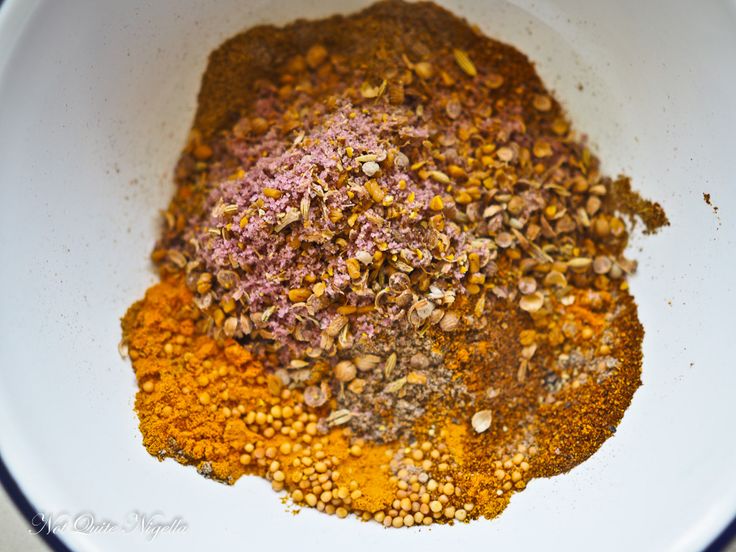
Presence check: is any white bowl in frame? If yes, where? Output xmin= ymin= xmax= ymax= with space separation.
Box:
xmin=1 ymin=0 xmax=735 ymax=551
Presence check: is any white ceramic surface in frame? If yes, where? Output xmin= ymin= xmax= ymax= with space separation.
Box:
xmin=1 ymin=1 xmax=735 ymax=551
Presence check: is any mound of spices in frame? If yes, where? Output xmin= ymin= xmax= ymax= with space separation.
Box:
xmin=123 ymin=0 xmax=667 ymax=527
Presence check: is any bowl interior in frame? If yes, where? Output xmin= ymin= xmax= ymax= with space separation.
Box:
xmin=1 ymin=0 xmax=735 ymax=551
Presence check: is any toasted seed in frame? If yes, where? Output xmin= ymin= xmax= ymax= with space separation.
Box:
xmin=239 ymin=314 xmax=253 ymax=335
xmin=193 ymin=144 xmax=213 ymax=161
xmin=586 ymin=195 xmax=601 ymax=216
xmin=300 ymin=195 xmax=311 ymax=221
xmin=519 ymin=292 xmax=544 ymax=312
xmin=393 ymin=260 xmax=414 ymax=273
xmin=261 ymin=305 xmax=276 ymax=323
xmin=222 ymin=315 xmax=240 ymax=337
xmin=454 ymin=191 xmax=472 ymax=204
xmin=576 ymin=207 xmax=591 ymax=228
xmin=593 ymin=256 xmax=613 ymax=274
xmin=355 ymin=250 xmax=373 ymax=265
xmin=305 ymin=44 xmax=328 ymax=69
xmin=288 ymin=288 xmax=311 ymax=302
xmin=483 ymin=205 xmax=504 ymax=218
xmin=354 ymin=354 xmax=382 ymax=371
xmin=326 ymin=409 xmax=353 ymax=426
xmin=589 ymin=184 xmax=607 ymax=196
xmin=518 ymin=276 xmax=537 ymax=295
xmin=384 ymin=352 xmax=397 ymax=378
xmin=409 ymin=352 xmax=430 ymax=369
xmin=429 ymin=195 xmax=444 ymax=211
xmin=429 ymin=308 xmax=445 ymax=325
xmin=533 ymin=94 xmax=552 ymax=112
xmin=411 ymin=299 xmax=435 ymax=320
xmin=618 ymin=256 xmax=638 ymax=274
xmin=348 ymin=378 xmax=366 ymax=394
xmin=167 ymin=249 xmax=187 ymax=268
xmin=439 ymin=310 xmax=460 ymax=332
xmin=544 ymin=270 xmax=568 ymax=288
xmin=486 ymin=73 xmax=504 ymax=89
xmin=385 ymin=377 xmax=407 ymax=393
xmin=445 ymin=100 xmax=462 ymax=119
xmin=407 ymin=371 xmax=427 ymax=385
xmin=533 ymin=141 xmax=553 ymax=158
xmin=567 ymin=257 xmax=593 ymax=270
xmin=414 ymin=61 xmax=434 ymax=79
xmin=507 ymin=195 xmax=525 ymax=216
xmin=394 ymin=151 xmax=410 ymax=168
xmin=274 ymin=208 xmax=301 ymax=232
xmin=304 ymin=385 xmax=327 ymax=407
xmin=428 ymin=170 xmax=451 ymax=184
xmin=473 ymin=295 xmax=485 ymax=318
xmin=335 ymin=360 xmax=357 ymax=382
xmin=521 ymin=343 xmax=537 ymax=360
xmin=389 ymin=272 xmax=411 ymax=292
xmin=453 ymin=49 xmax=477 ymax=77
xmin=517 ymin=359 xmax=529 ymax=383
xmin=365 ymin=179 xmax=386 ymax=203
xmin=346 ymin=258 xmax=362 ymax=279
xmin=360 ymin=80 xmax=386 ymax=99
xmin=196 ymin=273 xmax=212 ymax=294
xmin=388 ymin=81 xmax=405 ymax=104
xmin=215 ymin=269 xmax=238 ymax=290
xmin=362 ymin=161 xmax=380 ymax=177
xmin=471 ymin=410 xmax=493 ymax=433
xmin=496 ymin=147 xmax=514 ymax=162
xmin=495 ymin=232 xmax=513 ymax=248
xmin=326 ymin=314 xmax=349 ymax=337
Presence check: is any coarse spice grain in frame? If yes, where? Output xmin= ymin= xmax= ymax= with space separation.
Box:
xmin=124 ymin=0 xmax=667 ymax=527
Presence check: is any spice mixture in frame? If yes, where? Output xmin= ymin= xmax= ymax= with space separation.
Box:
xmin=122 ymin=0 xmax=667 ymax=528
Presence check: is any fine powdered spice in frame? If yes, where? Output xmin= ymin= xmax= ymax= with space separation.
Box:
xmin=123 ymin=0 xmax=667 ymax=527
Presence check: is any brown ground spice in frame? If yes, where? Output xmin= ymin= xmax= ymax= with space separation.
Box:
xmin=610 ymin=177 xmax=669 ymax=233
xmin=123 ymin=0 xmax=666 ymax=528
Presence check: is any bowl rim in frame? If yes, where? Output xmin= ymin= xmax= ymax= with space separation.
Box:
xmin=0 ymin=0 xmax=89 ymax=549
xmin=0 ymin=0 xmax=733 ymax=550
